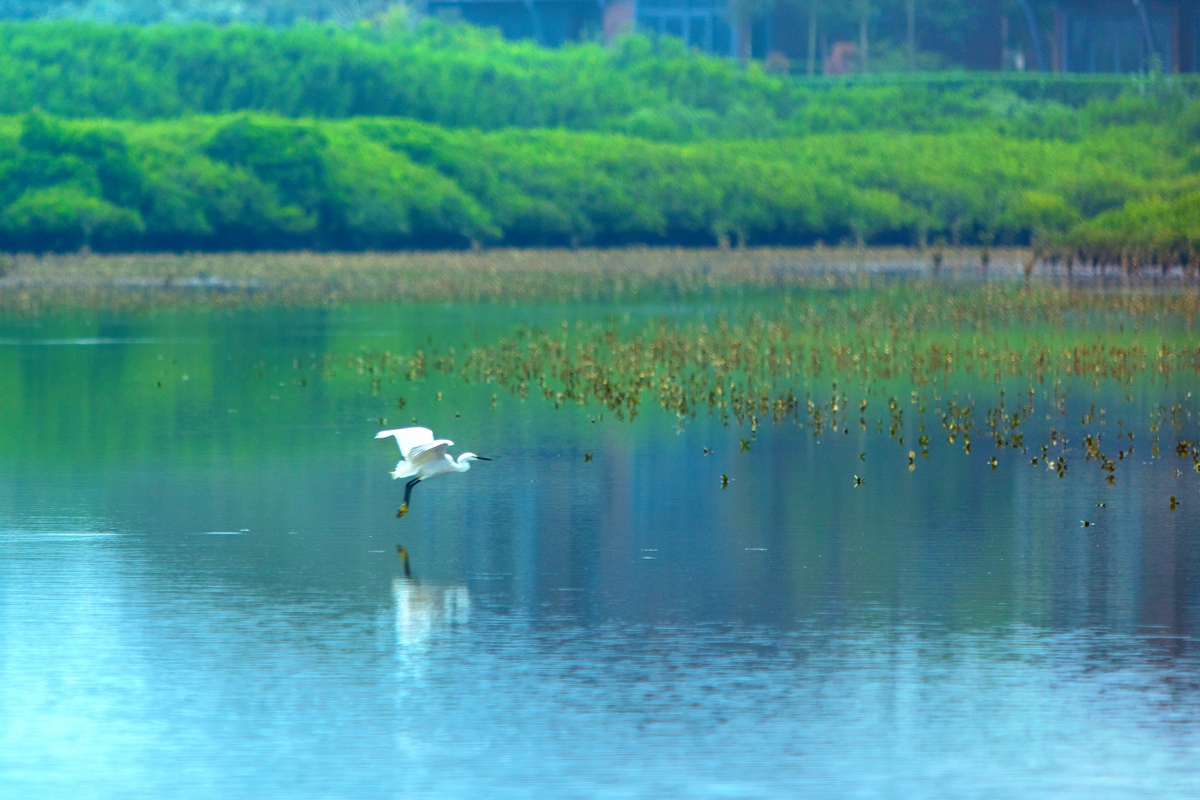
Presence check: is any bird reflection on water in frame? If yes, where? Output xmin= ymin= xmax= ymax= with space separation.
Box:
xmin=392 ymin=546 xmax=471 ymax=652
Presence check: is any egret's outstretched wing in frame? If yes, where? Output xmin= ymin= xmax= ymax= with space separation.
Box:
xmin=408 ymin=440 xmax=453 ymax=465
xmin=376 ymin=427 xmax=435 ymax=460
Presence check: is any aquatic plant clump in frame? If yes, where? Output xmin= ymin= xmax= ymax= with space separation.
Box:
xmin=350 ymin=283 xmax=1200 ymax=490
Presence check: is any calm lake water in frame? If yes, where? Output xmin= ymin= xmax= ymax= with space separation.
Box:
xmin=2 ymin=300 xmax=1200 ymax=798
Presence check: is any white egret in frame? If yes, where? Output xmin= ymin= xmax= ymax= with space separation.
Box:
xmin=376 ymin=426 xmax=490 ymax=517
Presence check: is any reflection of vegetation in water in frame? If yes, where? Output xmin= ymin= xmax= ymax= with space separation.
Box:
xmin=348 ymin=282 xmax=1200 ymax=488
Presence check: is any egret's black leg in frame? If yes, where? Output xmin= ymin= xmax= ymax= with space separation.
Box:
xmin=397 ymin=478 xmax=421 ymax=518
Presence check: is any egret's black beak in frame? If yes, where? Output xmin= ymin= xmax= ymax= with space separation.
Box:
xmin=476 ymin=456 xmax=492 ymax=461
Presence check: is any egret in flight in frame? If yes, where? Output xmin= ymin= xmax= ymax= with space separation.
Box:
xmin=376 ymin=426 xmax=490 ymax=517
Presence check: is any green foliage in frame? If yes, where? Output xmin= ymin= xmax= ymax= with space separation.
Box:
xmin=1057 ymin=190 xmax=1200 ymax=267
xmin=205 ymin=117 xmax=329 ymax=211
xmin=2 ymin=112 xmax=143 ymax=208
xmin=0 ymin=19 xmax=1196 ymax=141
xmin=0 ymin=185 xmax=142 ymax=251
xmin=0 ymin=16 xmax=1195 ymax=257
xmin=0 ymin=110 xmax=1194 ymax=254
xmin=321 ymin=128 xmax=498 ymax=248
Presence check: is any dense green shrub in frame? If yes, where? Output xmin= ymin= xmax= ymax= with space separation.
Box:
xmin=0 ymin=18 xmax=1193 ymax=257
xmin=0 ymin=20 xmax=1195 ymax=141
xmin=0 ymin=185 xmax=143 ymax=251
xmin=0 ymin=112 xmax=1193 ymax=255
xmin=1054 ymin=189 xmax=1200 ymax=268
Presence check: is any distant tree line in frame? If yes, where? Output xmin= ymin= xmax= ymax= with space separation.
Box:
xmin=0 ymin=108 xmax=1194 ymax=261
xmin=0 ymin=20 xmax=1178 ymax=134
xmin=0 ymin=18 xmax=1196 ymax=261
xmin=0 ymin=2 xmax=1061 ymax=73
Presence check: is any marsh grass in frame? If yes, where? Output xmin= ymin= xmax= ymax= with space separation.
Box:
xmin=6 ymin=248 xmax=1199 ymax=491
xmin=342 ymin=278 xmax=1200 ymax=489
xmin=0 ymin=246 xmax=1065 ymax=314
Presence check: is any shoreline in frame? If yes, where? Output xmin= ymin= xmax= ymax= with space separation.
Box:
xmin=1 ymin=245 xmax=1027 ymax=276
xmin=2 ymin=246 xmax=1197 ymax=314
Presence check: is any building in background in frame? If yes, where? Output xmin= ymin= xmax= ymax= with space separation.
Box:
xmin=634 ymin=0 xmax=737 ymax=56
xmin=1050 ymin=0 xmax=1199 ymax=73
xmin=422 ymin=0 xmax=777 ymax=55
xmin=6 ymin=0 xmax=1200 ymax=73
xmin=423 ymin=0 xmax=755 ymax=54
xmin=631 ymin=0 xmax=1200 ymax=74
xmin=425 ymin=0 xmax=619 ymax=46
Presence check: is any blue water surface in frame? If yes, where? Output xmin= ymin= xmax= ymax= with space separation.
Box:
xmin=1 ymin=303 xmax=1199 ymax=799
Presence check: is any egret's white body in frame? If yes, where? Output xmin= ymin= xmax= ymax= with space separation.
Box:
xmin=376 ymin=426 xmax=489 ymax=516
